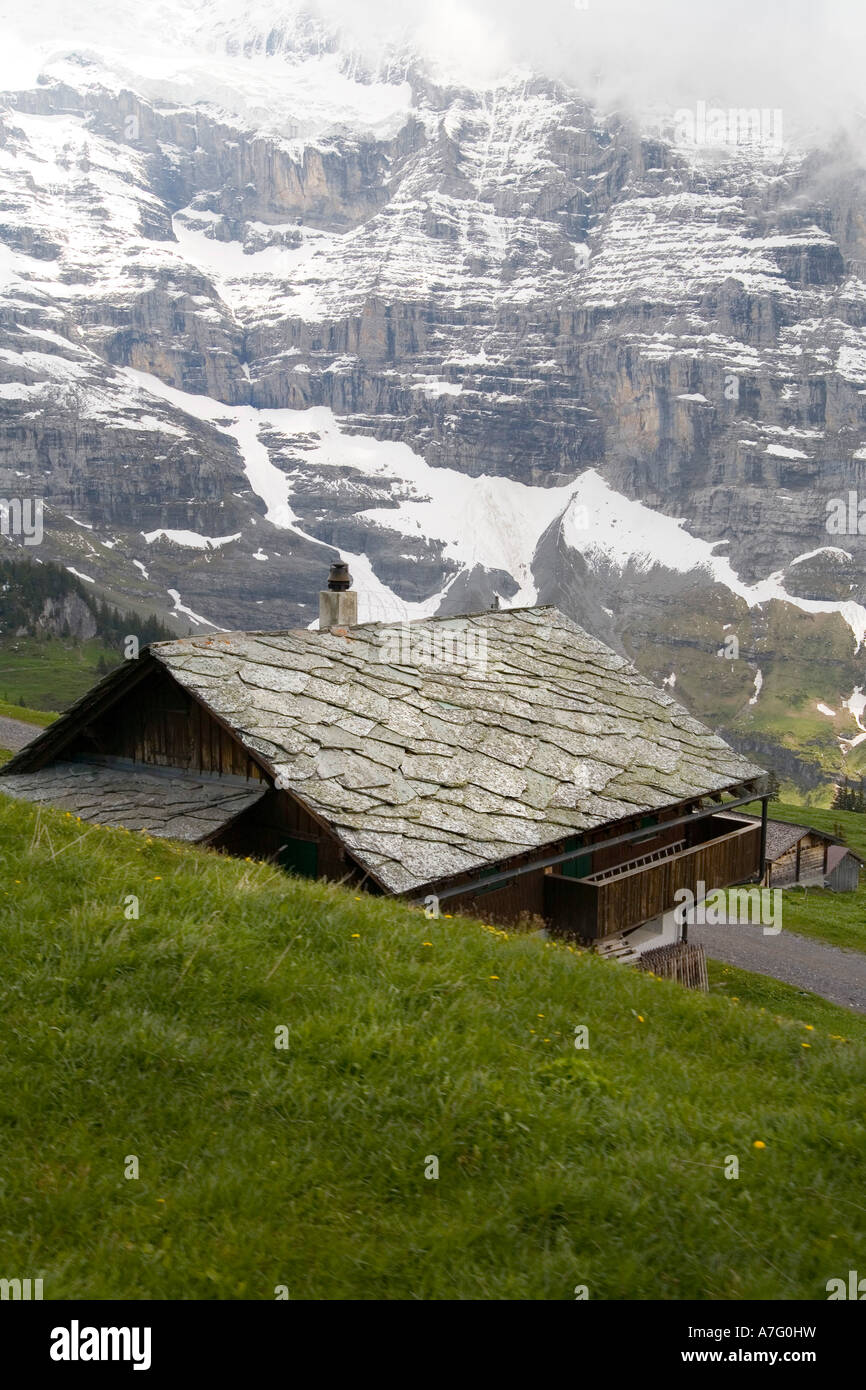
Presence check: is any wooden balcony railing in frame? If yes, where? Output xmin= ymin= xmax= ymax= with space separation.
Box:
xmin=543 ymin=821 xmax=762 ymax=940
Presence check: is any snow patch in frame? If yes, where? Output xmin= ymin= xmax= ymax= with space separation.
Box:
xmin=561 ymin=469 xmax=866 ymax=650
xmin=142 ymin=528 xmax=242 ymax=549
xmin=166 ymin=588 xmax=224 ymax=631
xmin=122 ymin=368 xmax=587 ymax=613
xmin=790 ymin=546 xmax=852 ymax=565
xmin=764 ymin=443 xmax=808 ymax=459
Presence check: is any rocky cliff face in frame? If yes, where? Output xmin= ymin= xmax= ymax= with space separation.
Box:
xmin=2 ymin=6 xmax=866 ymax=787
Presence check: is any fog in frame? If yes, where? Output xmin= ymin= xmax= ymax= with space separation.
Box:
xmin=317 ymin=0 xmax=866 ymax=145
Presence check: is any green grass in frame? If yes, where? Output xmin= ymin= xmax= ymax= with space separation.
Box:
xmin=0 ymin=698 xmax=58 ymax=727
xmin=0 ymin=795 xmax=864 ymax=1300
xmin=0 ymin=636 xmax=117 ymax=711
xmin=708 ymin=959 xmax=866 ymax=1042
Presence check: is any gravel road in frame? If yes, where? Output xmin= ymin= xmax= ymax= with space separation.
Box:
xmin=0 ymin=715 xmax=41 ymax=752
xmin=690 ymin=918 xmax=866 ymax=1014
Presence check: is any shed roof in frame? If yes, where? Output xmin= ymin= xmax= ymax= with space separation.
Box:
xmin=727 ymin=813 xmax=840 ymax=861
xmin=134 ymin=606 xmax=768 ymax=893
xmin=1 ymin=762 xmax=266 ymax=841
xmin=826 ymin=844 xmax=865 ymax=872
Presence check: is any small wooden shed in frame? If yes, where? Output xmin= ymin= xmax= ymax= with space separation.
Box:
xmin=825 ymin=845 xmax=863 ymax=893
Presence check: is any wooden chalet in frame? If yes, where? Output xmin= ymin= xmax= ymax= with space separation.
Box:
xmin=0 ymin=570 xmax=774 ymax=954
xmin=728 ymin=814 xmax=863 ymax=892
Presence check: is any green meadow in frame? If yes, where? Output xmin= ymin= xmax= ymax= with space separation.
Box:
xmin=0 ymin=794 xmax=863 ymax=1300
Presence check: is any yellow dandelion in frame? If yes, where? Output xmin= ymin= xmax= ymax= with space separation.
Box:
xmin=802 ymin=1042 xmax=811 ymax=1048
xmin=489 ymin=975 xmax=499 ymax=980
xmin=351 ymin=933 xmax=360 ymax=939
xmin=422 ymin=941 xmax=433 ymax=947
xmin=804 ymin=1024 xmax=814 ymax=1031
xmin=753 ymin=1141 xmax=766 ymax=1149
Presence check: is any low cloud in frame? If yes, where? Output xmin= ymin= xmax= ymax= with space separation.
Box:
xmin=320 ymin=0 xmax=866 ymax=146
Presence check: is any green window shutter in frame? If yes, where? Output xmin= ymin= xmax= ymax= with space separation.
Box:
xmin=278 ymin=837 xmax=318 ymax=878
xmin=561 ymin=850 xmax=592 ymax=879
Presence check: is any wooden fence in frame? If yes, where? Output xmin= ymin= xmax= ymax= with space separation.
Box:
xmin=636 ymin=941 xmax=709 ymax=992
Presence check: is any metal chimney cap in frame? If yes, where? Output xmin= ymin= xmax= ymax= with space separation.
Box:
xmin=327 ymin=560 xmax=352 ymax=592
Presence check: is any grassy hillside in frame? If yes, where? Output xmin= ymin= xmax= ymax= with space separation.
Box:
xmin=0 ymin=794 xmax=864 ymax=1300
xmin=632 ymin=594 xmax=865 ymax=807
xmin=0 ymin=697 xmax=58 ymax=727
xmin=0 ymin=557 xmax=175 ymax=710
xmin=0 ymin=635 xmax=120 ymax=711
xmin=0 ymin=698 xmax=56 ymax=765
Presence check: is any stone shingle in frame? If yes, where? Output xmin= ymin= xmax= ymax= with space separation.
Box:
xmin=145 ymin=606 xmax=768 ymax=893
xmin=1 ymin=763 xmax=265 ymax=840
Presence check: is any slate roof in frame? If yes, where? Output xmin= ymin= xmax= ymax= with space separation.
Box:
xmin=136 ymin=606 xmax=769 ymax=893
xmin=1 ymin=762 xmax=266 ymax=841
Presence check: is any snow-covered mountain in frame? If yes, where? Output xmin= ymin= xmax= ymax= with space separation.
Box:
xmin=3 ymin=0 xmax=866 ymax=785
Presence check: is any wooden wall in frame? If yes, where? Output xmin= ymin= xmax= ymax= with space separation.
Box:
xmin=443 ymin=808 xmax=758 ymax=934
xmin=766 ymin=835 xmax=826 ymax=886
xmin=827 ymin=854 xmax=861 ymax=892
xmin=446 ymin=864 xmax=547 ymax=925
xmin=545 ymin=822 xmax=761 ymax=940
xmin=213 ymin=788 xmax=352 ymax=883
xmin=60 ymin=665 xmax=359 ymax=885
xmin=68 ymin=667 xmax=265 ymax=782
xmin=590 ymin=810 xmax=685 ymax=875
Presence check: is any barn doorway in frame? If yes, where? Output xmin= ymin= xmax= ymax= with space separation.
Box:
xmin=277 ymin=836 xmax=319 ymax=878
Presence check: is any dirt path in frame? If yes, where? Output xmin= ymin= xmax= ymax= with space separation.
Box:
xmin=0 ymin=715 xmax=41 ymax=752
xmin=690 ymin=919 xmax=866 ymax=1014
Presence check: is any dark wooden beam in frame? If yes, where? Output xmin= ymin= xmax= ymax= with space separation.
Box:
xmin=412 ymin=785 xmax=769 ymax=905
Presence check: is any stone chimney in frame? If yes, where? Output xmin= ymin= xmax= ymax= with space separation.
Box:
xmin=319 ymin=559 xmax=358 ymax=630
